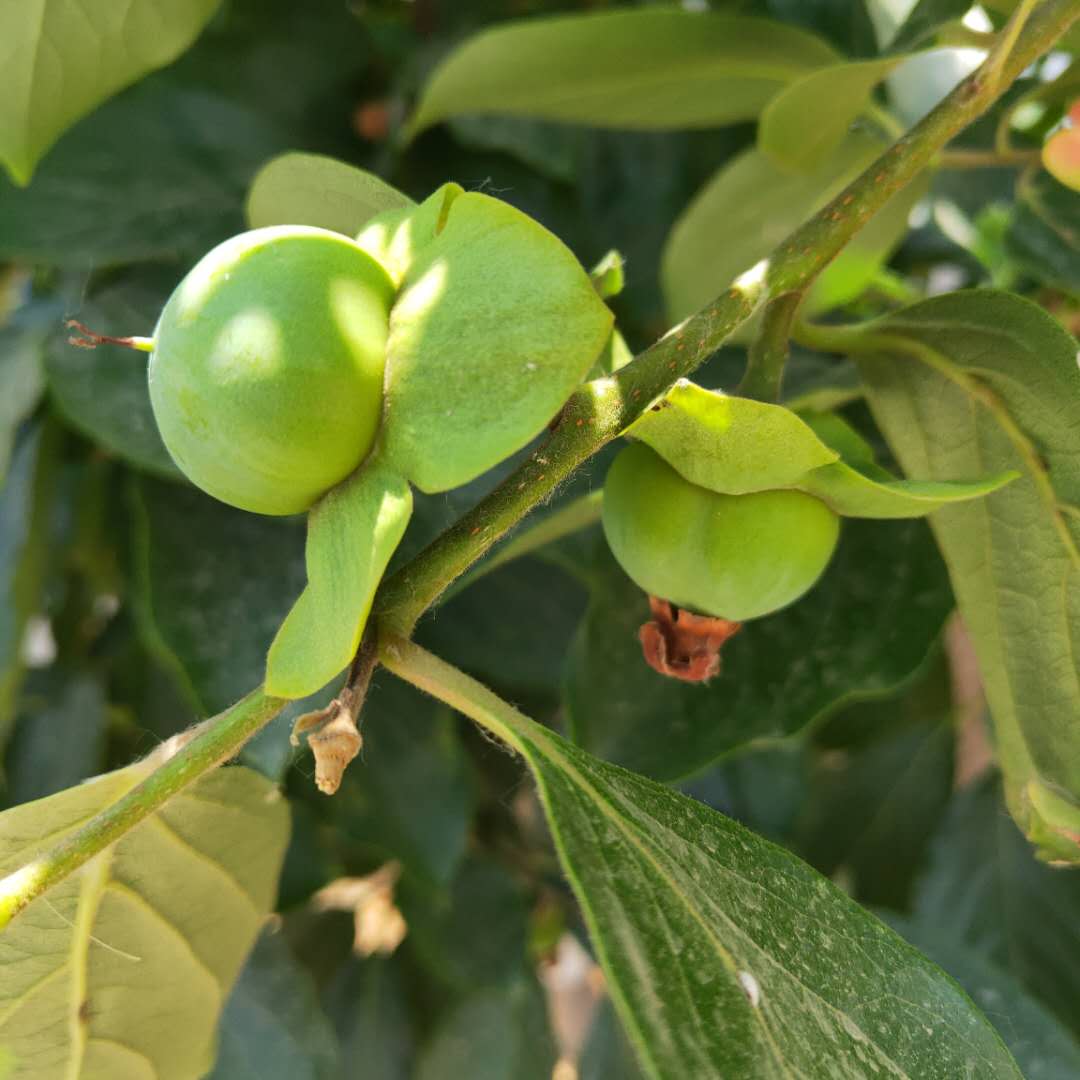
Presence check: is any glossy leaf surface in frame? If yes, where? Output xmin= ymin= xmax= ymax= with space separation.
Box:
xmin=407 ymin=11 xmax=838 ymax=138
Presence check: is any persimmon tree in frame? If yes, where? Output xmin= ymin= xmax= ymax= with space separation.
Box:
xmin=0 ymin=1 xmax=1078 ymax=1077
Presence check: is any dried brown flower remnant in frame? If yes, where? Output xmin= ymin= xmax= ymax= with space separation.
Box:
xmin=291 ymin=691 xmax=363 ymax=795
xmin=639 ymin=595 xmax=741 ymax=682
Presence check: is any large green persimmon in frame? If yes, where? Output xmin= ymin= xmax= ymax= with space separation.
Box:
xmin=149 ymin=225 xmax=395 ymax=515
xmin=603 ymin=442 xmax=840 ymax=621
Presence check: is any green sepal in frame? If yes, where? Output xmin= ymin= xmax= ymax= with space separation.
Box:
xmin=795 ymin=410 xmax=1018 ymax=518
xmin=356 ymin=182 xmax=464 ymax=285
xmin=380 ymin=189 xmax=613 ymax=493
xmin=590 ymin=249 xmax=626 ymax=299
xmin=1023 ymin=779 xmax=1080 ymax=865
xmin=265 ymin=455 xmax=413 ymax=699
xmin=625 ymin=380 xmax=839 ymax=494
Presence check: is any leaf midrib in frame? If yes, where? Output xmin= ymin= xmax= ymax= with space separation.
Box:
xmin=517 ymin=723 xmax=912 ymax=1078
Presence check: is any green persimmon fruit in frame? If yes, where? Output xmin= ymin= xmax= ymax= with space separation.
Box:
xmin=149 ymin=225 xmax=395 ymax=515
xmin=603 ymin=443 xmax=840 ymax=621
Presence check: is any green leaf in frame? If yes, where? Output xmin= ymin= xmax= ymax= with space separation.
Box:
xmin=332 ymin=678 xmax=473 ymax=889
xmin=1006 ymin=171 xmax=1080 ymax=292
xmin=266 ymin=457 xmax=412 ymax=699
xmin=854 ymin=290 xmax=1080 ymax=860
xmin=415 ymin=979 xmax=556 ymax=1080
xmin=0 ymin=323 xmax=46 ymax=484
xmin=4 ymin=671 xmax=108 ymax=807
xmin=131 ymin=475 xmax=305 ymax=713
xmin=381 ymin=190 xmax=612 ymax=494
xmin=913 ymin=776 xmax=1080 ymax=1041
xmin=0 ymin=424 xmax=60 ymax=747
xmin=323 ymin=955 xmax=413 ymax=1080
xmin=625 ymin=381 xmax=838 ymax=494
xmin=207 ymin=927 xmax=340 ymax=1080
xmin=436 ymin=677 xmax=1025 ymax=1079
xmin=759 ymin=58 xmax=909 ymax=173
xmin=0 ymin=764 xmax=288 ymax=1078
xmin=663 ymin=133 xmax=924 ymax=323
xmin=887 ymin=916 xmax=1080 ymax=1079
xmin=406 ymin=11 xmax=838 ymax=140
xmin=399 ymin=858 xmax=528 ymax=991
xmin=797 ymin=657 xmax=955 ymax=910
xmin=129 ymin=474 xmax=308 ymax=777
xmin=0 ymin=0 xmax=221 ymax=184
xmin=567 ymin=519 xmax=952 ymax=780
xmin=46 ymin=270 xmax=180 ymax=480
xmin=0 ymin=81 xmax=286 ymax=266
xmin=245 ymin=152 xmax=413 ymax=237
xmin=418 ymin=555 xmax=587 ymax=704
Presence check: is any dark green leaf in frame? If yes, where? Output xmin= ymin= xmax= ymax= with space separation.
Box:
xmin=4 ymin=670 xmax=108 ymax=806
xmin=324 ymin=955 xmax=414 ymax=1080
xmin=0 ymin=323 xmax=46 ymax=483
xmin=497 ymin=711 xmax=1024 ymax=1078
xmin=399 ymin=858 xmax=528 ymax=990
xmin=207 ymin=927 xmax=340 ymax=1080
xmin=0 ymin=80 xmax=286 ymax=266
xmin=568 ymin=518 xmax=952 ymax=781
xmin=1006 ymin=171 xmax=1080 ymax=292
xmin=448 ymin=116 xmax=581 ymax=184
xmin=0 ymin=0 xmax=220 ymax=184
xmin=45 ymin=270 xmax=179 ymax=479
xmin=129 ymin=475 xmax=308 ymax=777
xmin=418 ymin=555 xmax=587 ymax=704
xmin=913 ymin=776 xmax=1080 ymax=1041
xmin=856 ymin=290 xmax=1080 ymax=860
xmin=407 ymin=11 xmax=838 ymax=139
xmin=888 ymin=916 xmax=1080 ymax=1079
xmin=415 ymin=978 xmax=556 ymax=1080
xmin=797 ymin=657 xmax=955 ymax=909
xmin=0 ymin=424 xmax=60 ymax=745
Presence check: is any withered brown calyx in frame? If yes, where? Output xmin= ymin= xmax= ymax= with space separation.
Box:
xmin=639 ymin=596 xmax=741 ymax=683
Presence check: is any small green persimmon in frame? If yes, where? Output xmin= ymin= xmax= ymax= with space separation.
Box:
xmin=602 ymin=442 xmax=840 ymax=621
xmin=149 ymin=225 xmax=395 ymax=516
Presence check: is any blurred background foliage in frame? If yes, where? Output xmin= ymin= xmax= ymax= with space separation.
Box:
xmin=1 ymin=1 xmax=1078 ymax=1076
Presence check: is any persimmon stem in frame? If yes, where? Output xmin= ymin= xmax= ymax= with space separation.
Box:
xmin=65 ymin=319 xmax=154 ymax=353
xmin=738 ymin=291 xmax=802 ymax=402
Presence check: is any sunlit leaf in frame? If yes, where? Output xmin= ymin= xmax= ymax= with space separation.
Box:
xmin=0 ymin=765 xmax=289 ymax=1079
